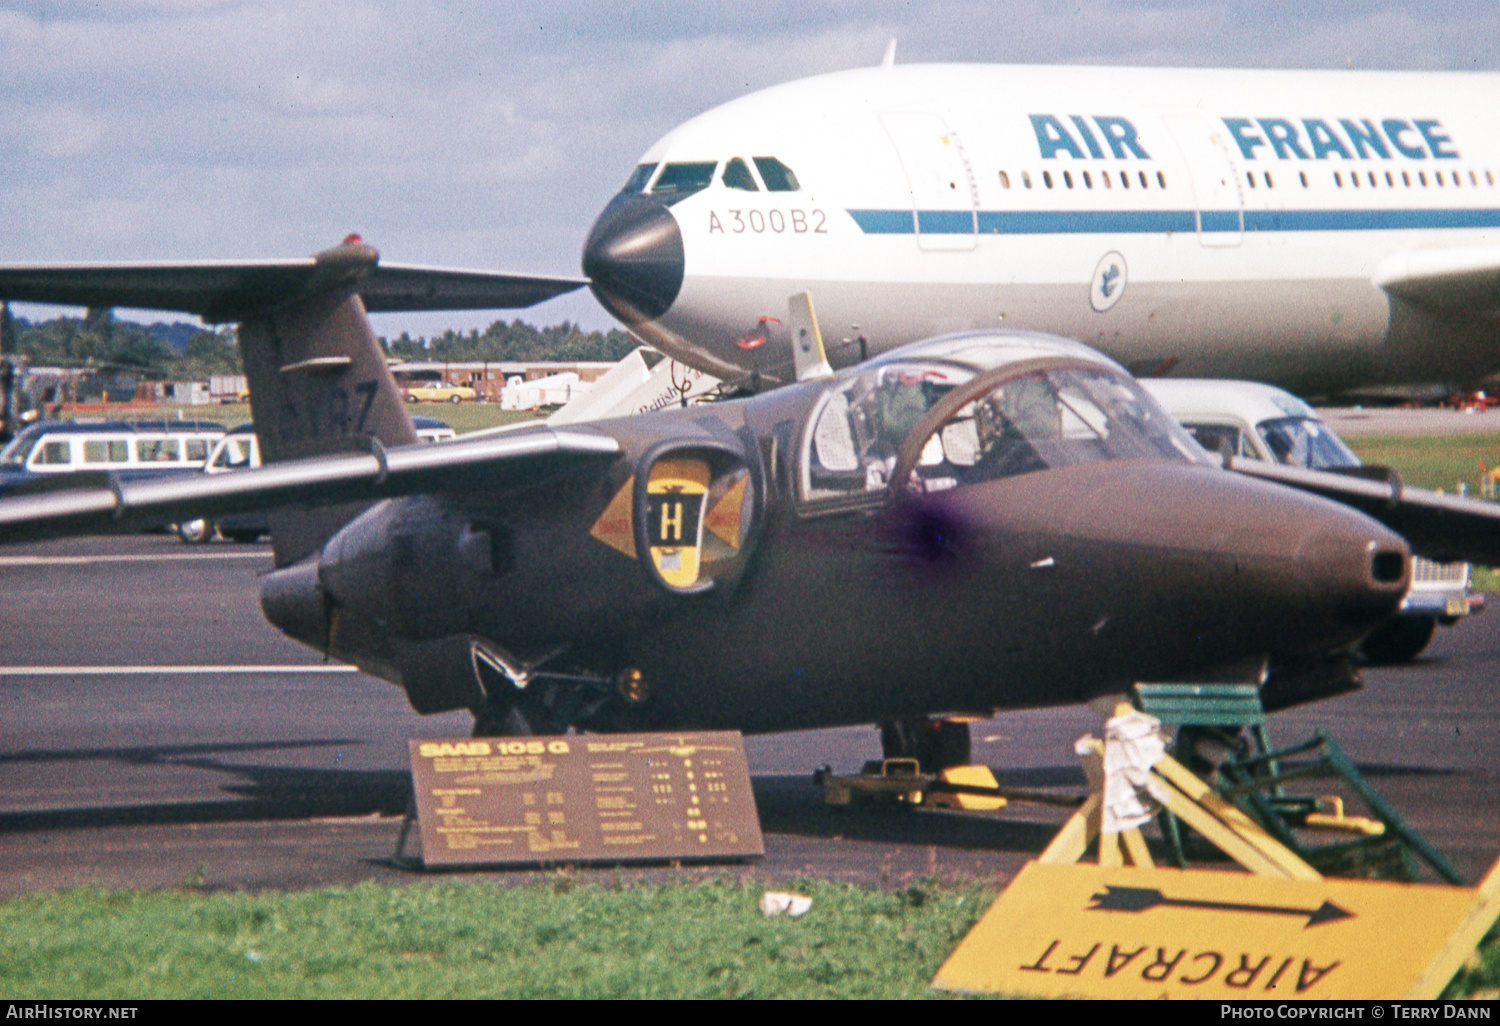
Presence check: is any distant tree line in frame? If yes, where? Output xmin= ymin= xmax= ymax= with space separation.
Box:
xmin=0 ymin=304 xmax=637 ymax=379
xmin=1 ymin=306 xmax=242 ymax=380
xmin=382 ymin=319 xmax=637 ymax=364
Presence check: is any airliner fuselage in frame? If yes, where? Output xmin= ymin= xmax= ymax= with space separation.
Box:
xmin=583 ymin=64 xmax=1500 ymax=393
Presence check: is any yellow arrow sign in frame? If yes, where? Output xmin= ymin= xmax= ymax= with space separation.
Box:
xmin=933 ymin=860 xmax=1499 ymax=999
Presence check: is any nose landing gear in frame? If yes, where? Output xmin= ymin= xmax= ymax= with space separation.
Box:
xmin=879 ymin=717 xmax=973 ymax=773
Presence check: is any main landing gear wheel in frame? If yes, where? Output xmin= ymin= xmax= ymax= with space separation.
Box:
xmin=1359 ymin=616 xmax=1437 ymax=664
xmin=470 ymin=691 xmax=568 ymax=738
xmin=177 ymin=519 xmax=212 ymax=544
xmin=1173 ymin=724 xmax=1253 ymax=778
xmin=879 ymin=718 xmax=972 ymax=773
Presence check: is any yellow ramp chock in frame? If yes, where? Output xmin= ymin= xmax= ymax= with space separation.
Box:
xmin=927 ymin=765 xmax=1007 ymax=811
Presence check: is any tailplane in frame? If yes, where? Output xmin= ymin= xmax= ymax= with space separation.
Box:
xmin=0 ymin=237 xmax=587 ymax=566
xmin=238 ymin=238 xmax=417 ymax=566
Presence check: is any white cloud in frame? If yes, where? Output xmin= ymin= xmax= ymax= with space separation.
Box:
xmin=1 ymin=0 xmax=1497 ymax=336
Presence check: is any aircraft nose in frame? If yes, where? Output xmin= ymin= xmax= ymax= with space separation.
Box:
xmin=928 ymin=462 xmax=1411 ymax=668
xmin=1129 ymin=468 xmax=1412 ymax=653
xmin=582 ymin=193 xmax=684 ymax=324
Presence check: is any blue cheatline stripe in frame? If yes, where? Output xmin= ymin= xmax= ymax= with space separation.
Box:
xmin=1200 ymin=211 xmax=1242 ymax=233
xmin=849 ymin=209 xmax=916 ymax=233
xmin=917 ymin=210 xmax=976 ymax=233
xmin=848 ymin=206 xmax=1500 ymax=235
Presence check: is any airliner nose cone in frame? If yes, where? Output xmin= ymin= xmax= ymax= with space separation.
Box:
xmin=582 ymin=194 xmax=684 ymax=324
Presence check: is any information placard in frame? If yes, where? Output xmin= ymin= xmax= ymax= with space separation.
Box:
xmin=408 ymin=730 xmax=764 ymax=867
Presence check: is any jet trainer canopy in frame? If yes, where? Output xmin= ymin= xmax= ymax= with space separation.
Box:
xmin=799 ymin=331 xmax=1210 ymax=506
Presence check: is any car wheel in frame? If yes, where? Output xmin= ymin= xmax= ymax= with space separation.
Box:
xmin=1360 ymin=616 xmax=1438 ymax=664
xmin=177 ymin=519 xmax=212 ymax=544
xmin=405 ymin=394 xmax=417 ymax=403
xmin=450 ymin=394 xmax=463 ymax=403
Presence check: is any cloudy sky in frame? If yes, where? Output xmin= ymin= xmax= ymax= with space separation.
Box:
xmin=2 ymin=1 xmax=1498 ymax=337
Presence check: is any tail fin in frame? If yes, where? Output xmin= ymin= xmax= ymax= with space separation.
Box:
xmin=238 ymin=239 xmax=417 ymax=567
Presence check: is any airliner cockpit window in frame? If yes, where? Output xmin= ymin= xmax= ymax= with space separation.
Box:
xmin=622 ymin=163 xmax=657 ymax=193
xmin=651 ymin=162 xmax=719 ymax=203
xmin=722 ymin=158 xmax=758 ymax=191
xmin=902 ymin=368 xmax=1204 ymax=494
xmin=802 ymin=362 xmax=971 ymax=503
xmin=753 ymin=157 xmax=800 ymax=192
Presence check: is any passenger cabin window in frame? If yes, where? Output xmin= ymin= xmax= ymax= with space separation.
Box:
xmin=622 ymin=163 xmax=657 ymax=193
xmin=722 ymin=158 xmax=758 ymax=191
xmin=185 ymin=439 xmax=209 ymax=462
xmin=37 ymin=440 xmax=72 ymax=466
xmin=83 ymin=440 xmax=129 ymax=464
xmin=136 ymin=438 xmax=180 ymax=462
xmin=753 ymin=157 xmax=800 ymax=192
xmin=650 ymin=161 xmax=718 ymax=203
xmin=1183 ymin=423 xmax=1248 ymax=458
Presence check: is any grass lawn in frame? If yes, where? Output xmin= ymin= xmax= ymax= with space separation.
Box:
xmin=0 ymin=877 xmax=992 ymax=1000
xmin=1344 ymin=433 xmax=1500 ymax=591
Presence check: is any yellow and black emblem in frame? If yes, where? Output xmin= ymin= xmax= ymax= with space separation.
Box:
xmin=645 ymin=458 xmax=710 ymax=589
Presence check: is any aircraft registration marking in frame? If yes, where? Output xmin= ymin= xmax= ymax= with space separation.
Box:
xmin=708 ymin=208 xmax=829 ymax=235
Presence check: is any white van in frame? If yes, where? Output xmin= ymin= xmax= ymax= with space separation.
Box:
xmin=0 ymin=419 xmax=226 ymax=496
xmin=1142 ymin=379 xmax=1482 ymax=662
xmin=176 ymin=417 xmax=456 ymax=542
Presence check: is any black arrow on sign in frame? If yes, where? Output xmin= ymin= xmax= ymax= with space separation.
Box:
xmin=1089 ymin=886 xmax=1353 ymax=928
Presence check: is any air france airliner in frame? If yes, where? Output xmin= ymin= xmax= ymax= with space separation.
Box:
xmin=581 ymin=63 xmax=1500 ymax=392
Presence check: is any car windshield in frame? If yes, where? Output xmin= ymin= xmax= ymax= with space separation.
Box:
xmin=1256 ymin=417 xmax=1360 ymax=469
xmin=0 ymin=434 xmax=34 ymax=467
xmin=212 ymin=437 xmax=256 ymax=469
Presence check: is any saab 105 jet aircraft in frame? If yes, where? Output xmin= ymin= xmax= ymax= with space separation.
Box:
xmin=582 ymin=63 xmax=1500 ymax=393
xmin=4 ymin=240 xmax=1500 ymax=758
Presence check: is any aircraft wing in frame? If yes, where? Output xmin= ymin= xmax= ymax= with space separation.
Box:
xmin=0 ymin=259 xmax=587 ymax=322
xmin=0 ymin=427 xmax=619 ymax=543
xmin=1375 ymin=244 xmax=1500 ymax=316
xmin=1228 ymin=457 xmax=1500 ymax=565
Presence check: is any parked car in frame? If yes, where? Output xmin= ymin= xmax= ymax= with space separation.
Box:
xmin=0 ymin=419 xmax=226 ymax=497
xmin=177 ymin=417 xmax=455 ymax=542
xmin=1142 ymin=379 xmax=1483 ymax=662
xmin=402 ymin=381 xmax=476 ymax=403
